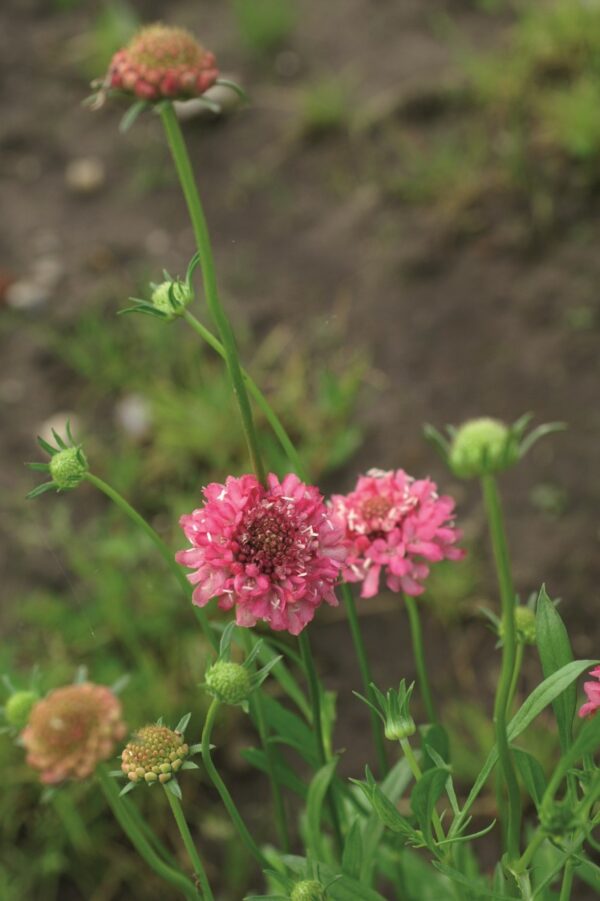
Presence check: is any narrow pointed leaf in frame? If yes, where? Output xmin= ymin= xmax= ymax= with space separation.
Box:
xmin=306 ymin=757 xmax=339 ymax=859
xmin=164 ymin=779 xmax=182 ymax=800
xmin=410 ymin=766 xmax=448 ymax=848
xmin=175 ymin=712 xmax=192 ymax=734
xmin=513 ymin=748 xmax=547 ymax=809
xmin=341 ymin=817 xmax=363 ymax=880
xmin=119 ymin=100 xmax=149 ymax=133
xmin=36 ymin=435 xmax=57 ymax=455
xmin=536 ymin=585 xmax=575 ymax=751
xmin=119 ymin=781 xmax=136 ymax=797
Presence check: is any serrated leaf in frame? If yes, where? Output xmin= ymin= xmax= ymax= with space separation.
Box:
xmin=536 ymin=585 xmax=575 ymax=751
xmin=410 ymin=766 xmax=448 ymax=848
xmin=306 ymin=757 xmax=339 ymax=859
xmin=341 ymin=817 xmax=363 ymax=880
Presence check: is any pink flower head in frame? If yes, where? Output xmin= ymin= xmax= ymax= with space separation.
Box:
xmin=578 ymin=666 xmax=600 ymax=719
xmin=176 ymin=473 xmax=347 ymax=635
xmin=103 ymin=24 xmax=218 ymax=102
xmin=21 ymin=682 xmax=126 ymax=784
xmin=330 ymin=468 xmax=464 ymax=599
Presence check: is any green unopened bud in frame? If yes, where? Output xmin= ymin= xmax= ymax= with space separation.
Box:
xmin=500 ymin=606 xmax=536 ymax=646
xmin=205 ymin=661 xmax=252 ymax=706
xmin=49 ymin=446 xmax=88 ymax=490
xmin=384 ymin=712 xmax=416 ymax=742
xmin=290 ymin=880 xmax=327 ymax=901
xmin=449 ymin=418 xmax=517 ymax=479
xmin=5 ymin=690 xmax=38 ymax=729
xmin=151 ymin=280 xmax=192 ymax=320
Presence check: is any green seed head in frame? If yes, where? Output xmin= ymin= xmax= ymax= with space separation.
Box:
xmin=49 ymin=446 xmax=88 ymax=490
xmin=205 ymin=661 xmax=253 ymax=706
xmin=4 ymin=690 xmax=38 ymax=730
xmin=449 ymin=418 xmax=517 ymax=479
xmin=121 ymin=724 xmax=189 ymax=784
xmin=500 ymin=606 xmax=537 ymax=646
xmin=290 ymin=880 xmax=327 ymax=901
xmin=151 ymin=280 xmax=192 ymax=319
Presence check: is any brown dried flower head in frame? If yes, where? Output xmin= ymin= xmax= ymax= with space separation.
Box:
xmin=121 ymin=724 xmax=189 ymax=784
xmin=104 ymin=23 xmax=218 ymax=102
xmin=22 ymin=682 xmax=126 ymax=784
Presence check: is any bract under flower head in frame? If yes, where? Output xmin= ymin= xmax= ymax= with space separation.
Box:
xmin=105 ymin=23 xmax=219 ymax=102
xmin=330 ymin=468 xmax=464 ymax=599
xmin=578 ymin=666 xmax=600 ymax=719
xmin=176 ymin=473 xmax=347 ymax=635
xmin=22 ymin=683 xmax=126 ymax=784
xmin=121 ymin=724 xmax=189 ymax=784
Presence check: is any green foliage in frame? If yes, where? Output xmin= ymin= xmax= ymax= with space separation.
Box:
xmin=231 ymin=0 xmax=296 ymax=58
xmin=299 ymin=79 xmax=353 ymax=137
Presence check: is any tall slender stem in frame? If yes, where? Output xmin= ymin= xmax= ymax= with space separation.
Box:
xmin=160 ymin=102 xmax=265 ymax=484
xmin=298 ymin=630 xmax=344 ymax=854
xmin=97 ymin=765 xmax=198 ymax=900
xmin=183 ymin=311 xmax=307 ymax=480
xmin=481 ymin=474 xmax=521 ymax=862
xmin=404 ymin=593 xmax=437 ymax=726
xmin=340 ymin=583 xmax=388 ymax=776
xmin=84 ymin=472 xmax=217 ymax=651
xmin=558 ymin=860 xmax=574 ymax=901
xmin=241 ymin=633 xmax=290 ymax=851
xmin=201 ymin=698 xmax=269 ymax=870
xmin=507 ymin=642 xmax=524 ymax=713
xmin=164 ymin=788 xmax=214 ymax=901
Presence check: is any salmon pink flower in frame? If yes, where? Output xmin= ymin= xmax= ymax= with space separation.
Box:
xmin=102 ymin=23 xmax=219 ymax=102
xmin=22 ymin=683 xmax=126 ymax=784
xmin=176 ymin=473 xmax=346 ymax=635
xmin=578 ymin=666 xmax=600 ymax=719
xmin=330 ymin=468 xmax=464 ymax=599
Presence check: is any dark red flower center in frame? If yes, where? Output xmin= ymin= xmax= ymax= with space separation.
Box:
xmin=361 ymin=495 xmax=392 ymax=520
xmin=235 ymin=498 xmax=310 ymax=577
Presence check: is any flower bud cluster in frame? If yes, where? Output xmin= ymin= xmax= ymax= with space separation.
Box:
xmin=121 ymin=724 xmax=189 ymax=784
xmin=290 ymin=880 xmax=327 ymax=901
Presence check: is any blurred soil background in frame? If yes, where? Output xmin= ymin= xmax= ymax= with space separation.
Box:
xmin=1 ymin=0 xmax=600 ymax=898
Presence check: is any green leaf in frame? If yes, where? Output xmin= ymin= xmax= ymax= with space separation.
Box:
xmin=260 ymin=696 xmax=319 ymax=768
xmin=281 ymin=855 xmax=388 ymax=901
xmin=433 ymin=862 xmax=514 ymax=900
xmin=119 ymin=100 xmax=149 ymax=133
xmin=255 ymin=640 xmax=310 ymax=720
xmin=241 ymin=748 xmax=308 ymax=799
xmin=360 ymin=758 xmax=413 ymax=883
xmin=219 ymin=621 xmax=237 ymax=660
xmin=450 ymin=659 xmax=597 ymax=837
xmin=410 ymin=767 xmax=448 ymax=848
xmin=422 ymin=723 xmax=450 ymax=771
xmin=543 ymin=713 xmax=600 ymax=805
xmin=342 ymin=817 xmax=363 ymax=881
xmin=536 ymin=585 xmax=576 ymax=751
xmin=306 ymin=758 xmax=339 ymax=859
xmin=26 ymin=481 xmax=56 ymax=499
xmin=163 ymin=779 xmax=182 ymax=800
xmin=351 ymin=767 xmax=417 ymax=839
xmin=513 ymin=748 xmax=547 ymax=809
xmin=119 ymin=781 xmax=136 ymax=797
xmin=36 ymin=435 xmax=57 ymax=456
xmin=175 ymin=712 xmax=191 ymax=734
xmin=399 ymin=849 xmax=456 ymax=901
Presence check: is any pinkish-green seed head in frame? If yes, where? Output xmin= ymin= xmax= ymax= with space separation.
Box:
xmin=205 ymin=661 xmax=252 ymax=706
xmin=49 ymin=446 xmax=88 ymax=490
xmin=121 ymin=724 xmax=189 ymax=784
xmin=5 ymin=690 xmax=38 ymax=730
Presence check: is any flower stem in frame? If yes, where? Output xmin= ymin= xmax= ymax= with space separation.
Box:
xmin=201 ymin=698 xmax=269 ymax=870
xmin=241 ymin=632 xmax=290 ymax=851
xmin=159 ymin=102 xmax=265 ymax=485
xmin=481 ymin=474 xmax=521 ymax=862
xmin=183 ymin=310 xmax=307 ymax=480
xmin=340 ymin=583 xmax=388 ymax=776
xmin=399 ymin=737 xmax=445 ymax=846
xmin=298 ymin=630 xmax=344 ymax=855
xmin=404 ymin=593 xmax=437 ymax=726
xmin=84 ymin=472 xmax=217 ymax=651
xmin=164 ymin=788 xmax=214 ymax=901
xmin=507 ymin=642 xmax=524 ymax=713
xmin=558 ymin=860 xmax=574 ymax=901
xmin=97 ymin=765 xmax=198 ymax=900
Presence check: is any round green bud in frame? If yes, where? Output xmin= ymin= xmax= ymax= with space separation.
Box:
xmin=205 ymin=661 xmax=252 ymax=706
xmin=49 ymin=446 xmax=88 ymax=490
xmin=449 ymin=418 xmax=517 ymax=479
xmin=500 ymin=606 xmax=536 ymax=646
xmin=290 ymin=880 xmax=327 ymax=901
xmin=151 ymin=280 xmax=192 ymax=319
xmin=4 ymin=690 xmax=38 ymax=729
xmin=384 ymin=714 xmax=416 ymax=742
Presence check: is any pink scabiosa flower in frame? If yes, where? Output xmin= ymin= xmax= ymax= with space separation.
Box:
xmin=578 ymin=666 xmax=600 ymax=719
xmin=103 ymin=23 xmax=219 ymax=102
xmin=21 ymin=683 xmax=126 ymax=784
xmin=330 ymin=468 xmax=464 ymax=599
xmin=176 ymin=473 xmax=347 ymax=635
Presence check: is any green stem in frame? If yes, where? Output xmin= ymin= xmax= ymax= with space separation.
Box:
xmin=160 ymin=102 xmax=265 ymax=485
xmin=399 ymin=737 xmax=445 ymax=846
xmin=164 ymin=788 xmax=214 ymax=901
xmin=404 ymin=593 xmax=437 ymax=726
xmin=97 ymin=766 xmax=198 ymax=900
xmin=201 ymin=698 xmax=269 ymax=870
xmin=241 ymin=633 xmax=290 ymax=851
xmin=507 ymin=642 xmax=524 ymax=713
xmin=558 ymin=860 xmax=574 ymax=901
xmin=341 ymin=583 xmax=388 ymax=776
xmin=183 ymin=311 xmax=307 ymax=480
xmin=84 ymin=472 xmax=217 ymax=651
xmin=298 ymin=630 xmax=344 ymax=855
xmin=481 ymin=474 xmax=521 ymax=862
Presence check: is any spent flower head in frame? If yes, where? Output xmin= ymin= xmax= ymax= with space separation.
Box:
xmin=204 ymin=621 xmax=281 ymax=710
xmin=26 ymin=421 xmax=88 ymax=499
xmin=356 ymin=679 xmax=416 ymax=741
xmin=329 ymin=468 xmax=463 ymax=599
xmin=22 ymin=682 xmax=126 ymax=784
xmin=425 ymin=413 xmax=566 ymax=480
xmin=177 ymin=473 xmax=347 ymax=635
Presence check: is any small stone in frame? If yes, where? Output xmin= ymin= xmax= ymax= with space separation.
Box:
xmin=5 ymin=280 xmax=48 ymax=311
xmin=114 ymin=394 xmax=152 ymax=440
xmin=31 ymin=256 xmax=64 ymax=291
xmin=65 ymin=157 xmax=106 ymax=194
